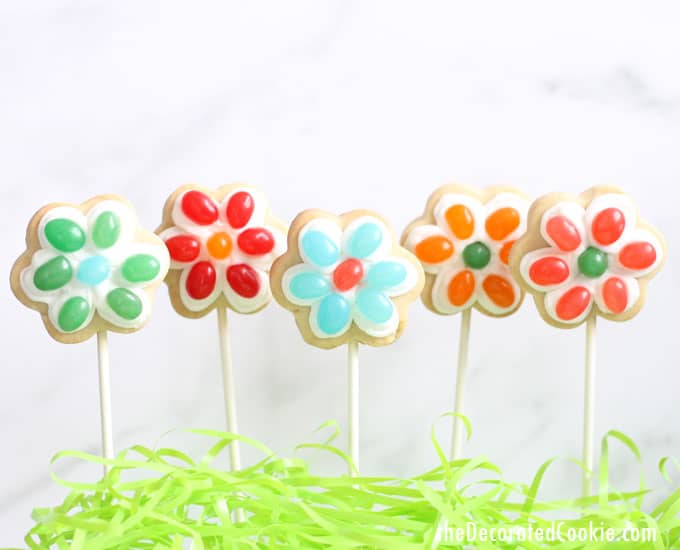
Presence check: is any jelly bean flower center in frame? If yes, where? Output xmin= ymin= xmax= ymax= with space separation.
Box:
xmin=76 ymin=255 xmax=110 ymax=286
xmin=332 ymin=258 xmax=364 ymax=291
xmin=577 ymin=246 xmax=608 ymax=278
xmin=207 ymin=231 xmax=233 ymax=260
xmin=462 ymin=241 xmax=491 ymax=269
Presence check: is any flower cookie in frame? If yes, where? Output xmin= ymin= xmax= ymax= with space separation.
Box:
xmin=11 ymin=195 xmax=170 ymax=343
xmin=270 ymin=210 xmax=424 ymax=349
xmin=157 ymin=184 xmax=286 ymax=318
xmin=402 ymin=185 xmax=529 ymax=317
xmin=509 ymin=185 xmax=665 ymax=328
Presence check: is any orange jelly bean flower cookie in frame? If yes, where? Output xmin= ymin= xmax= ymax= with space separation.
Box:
xmin=509 ymin=185 xmax=665 ymax=328
xmin=402 ymin=185 xmax=529 ymax=316
xmin=157 ymin=184 xmax=286 ymax=318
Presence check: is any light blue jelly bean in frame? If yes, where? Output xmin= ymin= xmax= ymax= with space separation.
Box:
xmin=356 ymin=288 xmax=393 ymax=324
xmin=289 ymin=272 xmax=331 ymax=300
xmin=76 ymin=255 xmax=110 ymax=286
xmin=366 ymin=261 xmax=406 ymax=290
xmin=301 ymin=231 xmax=339 ymax=267
xmin=348 ymin=222 xmax=383 ymax=258
xmin=317 ymin=293 xmax=351 ymax=335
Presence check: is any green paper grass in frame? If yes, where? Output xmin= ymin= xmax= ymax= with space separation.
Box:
xmin=17 ymin=421 xmax=680 ymax=549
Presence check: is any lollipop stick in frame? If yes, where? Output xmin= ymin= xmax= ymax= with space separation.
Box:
xmin=96 ymin=331 xmax=114 ymax=474
xmin=217 ymin=305 xmax=242 ymax=471
xmin=582 ymin=315 xmax=597 ymax=497
xmin=450 ymin=308 xmax=472 ymax=460
xmin=348 ymin=340 xmax=359 ymax=474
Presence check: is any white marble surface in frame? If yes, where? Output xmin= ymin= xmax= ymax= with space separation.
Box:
xmin=2 ymin=1 xmax=680 ymax=544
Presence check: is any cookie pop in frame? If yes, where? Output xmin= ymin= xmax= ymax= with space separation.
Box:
xmin=509 ymin=185 xmax=665 ymax=496
xmin=11 ymin=195 xmax=170 ymax=471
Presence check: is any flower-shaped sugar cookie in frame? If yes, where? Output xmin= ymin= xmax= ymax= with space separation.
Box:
xmin=157 ymin=184 xmax=286 ymax=318
xmin=11 ymin=195 xmax=170 ymax=343
xmin=509 ymin=186 xmax=665 ymax=328
xmin=402 ymin=185 xmax=529 ymax=317
xmin=270 ymin=210 xmax=424 ymax=349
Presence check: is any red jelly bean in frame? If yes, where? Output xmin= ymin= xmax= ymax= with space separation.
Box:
xmin=166 ymin=235 xmax=201 ymax=262
xmin=333 ymin=259 xmax=364 ymax=291
xmin=555 ymin=286 xmax=591 ymax=321
xmin=237 ymin=227 xmax=275 ymax=255
xmin=592 ymin=208 xmax=625 ymax=246
xmin=529 ymin=256 xmax=570 ymax=286
xmin=181 ymin=190 xmax=219 ymax=225
xmin=226 ymin=191 xmax=254 ymax=229
xmin=186 ymin=261 xmax=216 ymax=299
xmin=619 ymin=241 xmax=656 ymax=270
xmin=546 ymin=216 xmax=581 ymax=252
xmin=227 ymin=264 xmax=260 ymax=298
xmin=602 ymin=277 xmax=628 ymax=314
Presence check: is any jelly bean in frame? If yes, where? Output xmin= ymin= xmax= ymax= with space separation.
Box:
xmin=482 ymin=274 xmax=515 ymax=308
xmin=237 ymin=227 xmax=275 ymax=256
xmin=92 ymin=211 xmax=120 ymax=249
xmin=317 ymin=293 xmax=351 ymax=335
xmin=445 ymin=204 xmax=474 ymax=239
xmin=529 ymin=256 xmax=569 ymax=286
xmin=499 ymin=240 xmax=515 ymax=265
xmin=289 ymin=272 xmax=330 ymax=300
xmin=348 ymin=222 xmax=383 ymax=259
xmin=447 ymin=269 xmax=475 ymax=306
xmin=226 ymin=191 xmax=254 ymax=229
xmin=34 ymin=256 xmax=72 ymax=291
xmin=166 ymin=235 xmax=200 ymax=262
xmin=592 ymin=208 xmax=625 ymax=246
xmin=227 ymin=263 xmax=260 ymax=298
xmin=122 ymin=254 xmax=161 ymax=283
xmin=186 ymin=261 xmax=216 ymax=299
xmin=462 ymin=241 xmax=491 ymax=269
xmin=619 ymin=241 xmax=656 ymax=270
xmin=57 ymin=296 xmax=90 ymax=332
xmin=207 ymin=232 xmax=232 ymax=260
xmin=366 ymin=261 xmax=407 ymax=290
xmin=181 ymin=190 xmax=218 ymax=225
xmin=333 ymin=258 xmax=364 ymax=291
xmin=76 ymin=255 xmax=110 ymax=286
xmin=301 ymin=230 xmax=339 ymax=267
xmin=602 ymin=277 xmax=628 ymax=314
xmin=577 ymin=246 xmax=608 ymax=278
xmin=44 ymin=218 xmax=85 ymax=253
xmin=485 ymin=207 xmax=520 ymax=241
xmin=414 ymin=235 xmax=454 ymax=264
xmin=555 ymin=286 xmax=591 ymax=321
xmin=356 ymin=288 xmax=393 ymax=324
xmin=545 ymin=215 xmax=581 ymax=252
xmin=107 ymin=287 xmax=142 ymax=320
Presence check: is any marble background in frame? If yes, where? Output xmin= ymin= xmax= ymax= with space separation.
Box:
xmin=1 ymin=1 xmax=679 ymax=544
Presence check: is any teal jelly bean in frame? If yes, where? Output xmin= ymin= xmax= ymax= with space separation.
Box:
xmin=301 ymin=231 xmax=339 ymax=267
xmin=366 ymin=261 xmax=406 ymax=290
xmin=76 ymin=255 xmax=110 ymax=286
xmin=348 ymin=222 xmax=382 ymax=258
xmin=356 ymin=288 xmax=393 ymax=324
xmin=317 ymin=293 xmax=350 ymax=335
xmin=289 ymin=272 xmax=330 ymax=300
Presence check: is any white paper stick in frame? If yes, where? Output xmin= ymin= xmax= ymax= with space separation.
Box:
xmin=450 ymin=308 xmax=472 ymax=461
xmin=582 ymin=315 xmax=597 ymax=497
xmin=348 ymin=340 xmax=359 ymax=474
xmin=96 ymin=330 xmax=114 ymax=474
xmin=217 ymin=305 xmax=242 ymax=472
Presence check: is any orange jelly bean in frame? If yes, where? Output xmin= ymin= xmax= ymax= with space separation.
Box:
xmin=482 ymin=274 xmax=515 ymax=308
xmin=602 ymin=277 xmax=628 ymax=314
xmin=415 ymin=235 xmax=454 ymax=263
xmin=445 ymin=204 xmax=474 ymax=239
xmin=485 ymin=207 xmax=520 ymax=241
xmin=447 ymin=269 xmax=475 ymax=306
xmin=499 ymin=240 xmax=515 ymax=264
xmin=555 ymin=286 xmax=591 ymax=321
xmin=207 ymin=232 xmax=232 ymax=259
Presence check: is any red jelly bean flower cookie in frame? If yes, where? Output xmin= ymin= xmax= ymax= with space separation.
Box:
xmin=157 ymin=184 xmax=286 ymax=317
xmin=509 ymin=185 xmax=665 ymax=328
xmin=402 ymin=185 xmax=529 ymax=317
